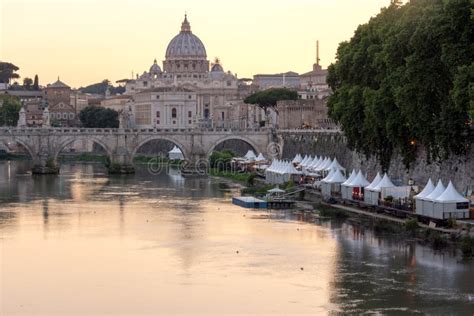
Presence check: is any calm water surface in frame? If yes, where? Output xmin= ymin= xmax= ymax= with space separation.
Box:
xmin=1 ymin=161 xmax=473 ymax=315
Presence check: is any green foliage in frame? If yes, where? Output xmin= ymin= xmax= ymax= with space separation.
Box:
xmin=446 ymin=218 xmax=458 ymax=229
xmin=0 ymin=95 xmax=21 ymax=126
xmin=244 ymin=88 xmax=298 ymax=111
xmin=33 ymin=75 xmax=39 ymax=90
xmin=318 ymin=205 xmax=349 ymax=219
xmin=210 ymin=169 xmax=253 ymax=183
xmin=241 ymin=184 xmax=274 ymax=196
xmin=79 ymin=106 xmax=119 ymax=128
xmin=0 ymin=62 xmax=20 ymax=83
xmin=209 ymin=150 xmax=236 ymax=170
xmin=79 ymin=79 xmax=125 ymax=95
xmin=404 ymin=218 xmax=419 ymax=232
xmin=460 ymin=236 xmax=473 ymax=258
xmin=327 ymin=0 xmax=473 ymax=169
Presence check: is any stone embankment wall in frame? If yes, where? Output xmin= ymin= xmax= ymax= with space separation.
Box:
xmin=281 ymin=132 xmax=473 ymax=192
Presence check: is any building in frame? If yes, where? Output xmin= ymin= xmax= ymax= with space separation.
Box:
xmin=125 ymin=15 xmax=242 ymax=128
xmin=276 ymin=99 xmax=335 ymax=129
xmin=252 ymin=71 xmax=300 ymax=90
xmin=300 ymin=41 xmax=329 ymax=91
xmin=43 ymin=78 xmax=79 ymax=127
xmin=133 ymin=87 xmax=197 ymax=128
xmin=24 ymin=100 xmax=45 ymax=126
xmin=100 ymin=95 xmax=132 ymax=112
xmin=0 ymin=90 xmax=43 ymax=104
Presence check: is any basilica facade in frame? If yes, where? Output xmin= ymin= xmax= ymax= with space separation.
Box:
xmin=126 ymin=15 xmax=251 ymax=129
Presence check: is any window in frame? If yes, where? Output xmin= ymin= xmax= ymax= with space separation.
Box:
xmin=188 ymin=120 xmax=192 ymax=124
xmin=69 ymin=113 xmax=74 ymax=119
xmin=156 ymin=120 xmax=160 ymax=124
xmin=172 ymin=108 xmax=177 ymax=118
xmin=156 ymin=95 xmax=160 ymax=99
xmin=226 ymin=81 xmax=231 ymax=86
xmin=143 ymin=81 xmax=148 ymax=87
xmin=156 ymin=111 xmax=160 ymax=118
xmin=221 ymin=112 xmax=225 ymax=120
xmin=188 ymin=95 xmax=192 ymax=99
xmin=173 ymin=120 xmax=176 ymax=125
xmin=188 ymin=111 xmax=192 ymax=118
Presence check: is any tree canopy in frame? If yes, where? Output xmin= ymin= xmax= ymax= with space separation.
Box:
xmin=0 ymin=62 xmax=20 ymax=84
xmin=79 ymin=79 xmax=125 ymax=95
xmin=244 ymin=88 xmax=298 ymax=111
xmin=327 ymin=0 xmax=473 ymax=170
xmin=79 ymin=106 xmax=119 ymax=128
xmin=0 ymin=95 xmax=21 ymax=126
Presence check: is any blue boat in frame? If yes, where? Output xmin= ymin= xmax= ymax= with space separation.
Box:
xmin=232 ymin=196 xmax=268 ymax=209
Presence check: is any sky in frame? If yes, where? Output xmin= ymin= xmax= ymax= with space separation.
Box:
xmin=1 ymin=0 xmax=391 ymax=88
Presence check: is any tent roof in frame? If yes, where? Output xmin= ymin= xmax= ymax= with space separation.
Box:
xmin=325 ymin=158 xmax=346 ymax=171
xmin=268 ymin=187 xmax=285 ymax=193
xmin=244 ymin=150 xmax=257 ymax=160
xmin=256 ymin=153 xmax=266 ymax=161
xmin=349 ymin=170 xmax=370 ymax=187
xmin=292 ymin=154 xmax=302 ymax=164
xmin=342 ymin=170 xmax=357 ymax=186
xmin=168 ymin=146 xmax=182 ymax=153
xmin=365 ymin=172 xmax=382 ymax=190
xmin=326 ymin=168 xmax=347 ymax=183
xmin=321 ymin=168 xmax=335 ymax=182
xmin=425 ymin=180 xmax=445 ymax=201
xmin=372 ymin=173 xmax=396 ymax=191
xmin=435 ymin=181 xmax=469 ymax=203
xmin=414 ymin=178 xmax=434 ymax=200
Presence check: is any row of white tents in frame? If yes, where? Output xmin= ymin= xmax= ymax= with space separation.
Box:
xmin=292 ymin=154 xmax=346 ymax=176
xmin=414 ymin=179 xmax=470 ymax=219
xmin=291 ymin=153 xmax=470 ymax=220
xmin=243 ymin=150 xmax=266 ymax=162
xmin=265 ymin=160 xmax=301 ymax=184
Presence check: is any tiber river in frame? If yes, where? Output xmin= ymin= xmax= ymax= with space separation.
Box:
xmin=1 ymin=161 xmax=473 ymax=315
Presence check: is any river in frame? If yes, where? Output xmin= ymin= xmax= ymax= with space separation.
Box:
xmin=1 ymin=161 xmax=473 ymax=315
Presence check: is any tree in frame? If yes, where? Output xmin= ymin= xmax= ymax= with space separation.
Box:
xmin=33 ymin=75 xmax=39 ymax=90
xmin=244 ymin=88 xmax=298 ymax=113
xmin=23 ymin=77 xmax=33 ymax=89
xmin=0 ymin=95 xmax=22 ymax=126
xmin=327 ymin=0 xmax=473 ymax=170
xmin=79 ymin=106 xmax=119 ymax=128
xmin=79 ymin=79 xmax=125 ymax=96
xmin=0 ymin=62 xmax=20 ymax=84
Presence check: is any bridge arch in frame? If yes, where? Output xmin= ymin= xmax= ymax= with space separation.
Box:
xmin=53 ymin=136 xmax=114 ymax=162
xmin=206 ymin=135 xmax=263 ymax=157
xmin=131 ymin=136 xmax=190 ymax=160
xmin=8 ymin=138 xmax=36 ymax=161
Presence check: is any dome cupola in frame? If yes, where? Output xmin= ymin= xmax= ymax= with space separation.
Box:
xmin=165 ymin=14 xmax=207 ymax=60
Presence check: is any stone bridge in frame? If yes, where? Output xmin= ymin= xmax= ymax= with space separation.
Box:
xmin=0 ymin=127 xmax=275 ymax=174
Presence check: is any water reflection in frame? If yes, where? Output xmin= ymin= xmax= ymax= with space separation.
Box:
xmin=0 ymin=161 xmax=473 ymax=314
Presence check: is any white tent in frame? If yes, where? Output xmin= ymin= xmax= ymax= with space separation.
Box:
xmin=433 ymin=181 xmax=470 ymax=219
xmin=414 ymin=179 xmax=434 ymax=216
xmin=364 ymin=172 xmax=382 ymax=204
xmin=168 ymin=146 xmax=184 ymax=160
xmin=422 ymin=180 xmax=445 ymax=218
xmin=292 ymin=154 xmax=302 ymax=164
xmin=244 ymin=150 xmax=257 ymax=161
xmin=367 ymin=173 xmax=396 ymax=205
xmin=256 ymin=153 xmax=266 ymax=162
xmin=321 ymin=168 xmax=346 ymax=197
xmin=316 ymin=157 xmax=331 ymax=172
xmin=345 ymin=170 xmax=370 ymax=201
xmin=325 ymin=158 xmax=346 ymax=172
xmin=341 ymin=170 xmax=357 ymax=199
